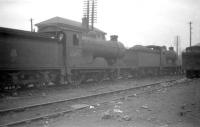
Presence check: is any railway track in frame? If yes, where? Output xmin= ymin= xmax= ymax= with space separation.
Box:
xmin=0 ymin=78 xmax=189 ymax=127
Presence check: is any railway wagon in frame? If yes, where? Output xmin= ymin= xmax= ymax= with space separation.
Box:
xmin=182 ymin=44 xmax=200 ymax=78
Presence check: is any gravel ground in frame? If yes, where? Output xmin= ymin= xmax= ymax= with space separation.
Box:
xmin=22 ymin=78 xmax=200 ymax=127
xmin=0 ymin=76 xmax=182 ymax=110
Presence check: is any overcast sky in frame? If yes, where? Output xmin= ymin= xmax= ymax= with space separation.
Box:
xmin=0 ymin=0 xmax=200 ymax=51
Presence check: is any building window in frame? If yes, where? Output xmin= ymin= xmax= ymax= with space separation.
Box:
xmin=73 ymin=34 xmax=79 ymax=46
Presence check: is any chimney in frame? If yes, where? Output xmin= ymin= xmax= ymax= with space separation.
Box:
xmin=82 ymin=17 xmax=89 ymax=29
xmin=169 ymin=47 xmax=174 ymax=51
xmin=110 ymin=35 xmax=118 ymax=41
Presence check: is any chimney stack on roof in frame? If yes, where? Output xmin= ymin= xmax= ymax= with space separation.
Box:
xmin=82 ymin=17 xmax=89 ymax=29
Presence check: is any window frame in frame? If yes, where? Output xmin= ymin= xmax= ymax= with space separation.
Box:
xmin=73 ymin=34 xmax=79 ymax=46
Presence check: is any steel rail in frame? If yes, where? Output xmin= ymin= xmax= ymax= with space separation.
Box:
xmin=0 ymin=79 xmax=185 ymax=127
xmin=0 ymin=79 xmax=177 ymax=114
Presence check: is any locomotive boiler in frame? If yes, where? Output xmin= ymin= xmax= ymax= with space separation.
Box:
xmin=81 ymin=31 xmax=125 ymax=65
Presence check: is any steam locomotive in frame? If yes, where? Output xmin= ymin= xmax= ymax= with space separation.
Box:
xmin=0 ymin=18 xmax=181 ymax=90
xmin=182 ymin=44 xmax=200 ymax=78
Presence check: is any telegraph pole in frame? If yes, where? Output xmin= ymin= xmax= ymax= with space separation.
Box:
xmin=83 ymin=0 xmax=97 ymax=30
xmin=176 ymin=35 xmax=179 ymax=55
xmin=189 ymin=21 xmax=192 ymax=47
xmin=30 ymin=18 xmax=33 ymax=32
xmin=91 ymin=0 xmax=95 ymax=30
xmin=87 ymin=0 xmax=90 ymax=28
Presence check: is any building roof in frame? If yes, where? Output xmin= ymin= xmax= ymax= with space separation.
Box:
xmin=36 ymin=16 xmax=106 ymax=34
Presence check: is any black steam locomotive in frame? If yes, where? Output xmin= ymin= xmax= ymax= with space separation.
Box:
xmin=0 ymin=17 xmax=181 ymax=90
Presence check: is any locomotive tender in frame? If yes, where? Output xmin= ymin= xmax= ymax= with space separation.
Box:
xmin=0 ymin=17 xmax=180 ymax=90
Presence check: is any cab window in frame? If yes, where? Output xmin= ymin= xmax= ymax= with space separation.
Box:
xmin=73 ymin=34 xmax=79 ymax=46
